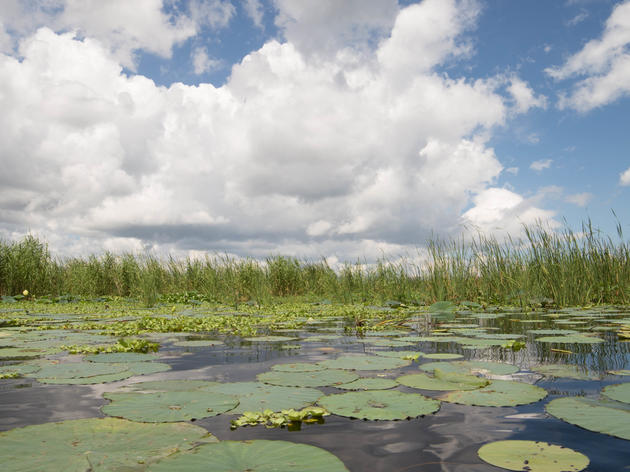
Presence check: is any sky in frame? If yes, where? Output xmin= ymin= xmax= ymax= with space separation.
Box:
xmin=1 ymin=0 xmax=629 ymax=263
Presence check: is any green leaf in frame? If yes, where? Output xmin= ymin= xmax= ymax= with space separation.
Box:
xmin=85 ymin=352 xmax=159 ymax=363
xmin=478 ymin=440 xmax=589 ymax=472
xmin=397 ymin=370 xmax=489 ymax=391
xmin=602 ymin=382 xmax=630 ymax=404
xmin=318 ymin=390 xmax=440 ymax=420
xmin=172 ymin=340 xmax=224 ymax=347
xmin=271 ymin=362 xmax=324 ymax=372
xmin=0 ymin=417 xmax=213 ymax=471
xmin=258 ymin=369 xmax=359 ymax=387
xmin=147 ymin=440 xmax=349 ymax=471
xmin=202 ymin=381 xmax=322 ymax=414
xmin=440 ymin=380 xmax=547 ymax=406
xmin=531 ymin=364 xmax=599 ymax=380
xmin=102 ymin=390 xmax=239 ymax=422
xmin=546 ymin=397 xmax=630 ymax=440
xmin=421 ymin=353 xmax=463 ymax=360
xmin=336 ymin=378 xmax=398 ymax=390
xmin=317 ymin=354 xmax=411 ymax=371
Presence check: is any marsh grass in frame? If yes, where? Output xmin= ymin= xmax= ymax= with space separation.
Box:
xmin=1 ymin=221 xmax=628 ymax=307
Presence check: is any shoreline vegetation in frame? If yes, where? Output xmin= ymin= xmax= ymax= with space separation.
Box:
xmin=1 ymin=221 xmax=628 ymax=307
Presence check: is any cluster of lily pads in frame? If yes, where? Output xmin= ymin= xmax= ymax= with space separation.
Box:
xmin=1 ymin=299 xmax=629 ymax=470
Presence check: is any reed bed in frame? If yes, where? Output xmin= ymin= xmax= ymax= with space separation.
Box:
xmin=1 ymin=221 xmax=628 ymax=307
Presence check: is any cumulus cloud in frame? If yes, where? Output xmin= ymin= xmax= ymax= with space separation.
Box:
xmin=621 ymin=166 xmax=630 ymax=186
xmin=192 ymin=46 xmax=222 ymax=74
xmin=0 ymin=1 xmax=552 ymax=259
xmin=507 ymin=77 xmax=547 ymax=113
xmin=565 ymin=192 xmax=592 ymax=206
xmin=244 ymin=0 xmax=265 ymax=29
xmin=547 ymin=0 xmax=630 ymax=111
xmin=530 ymin=159 xmax=553 ymax=171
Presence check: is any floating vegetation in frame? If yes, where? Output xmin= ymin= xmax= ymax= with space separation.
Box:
xmin=146 ymin=440 xmax=350 ymax=471
xmin=172 ymin=339 xmax=224 ymax=347
xmin=318 ymin=390 xmax=440 ymax=420
xmin=531 ymin=364 xmax=599 ymax=380
xmin=271 ymin=362 xmax=324 ymax=372
xmin=230 ymin=406 xmax=329 ymax=429
xmin=546 ymin=397 xmax=630 ymax=440
xmin=203 ymin=382 xmax=323 ymax=414
xmin=0 ymin=417 xmax=214 ymax=471
xmin=397 ymin=370 xmax=489 ymax=391
xmin=258 ymin=369 xmax=359 ymax=388
xmin=102 ymin=390 xmax=239 ymax=422
xmin=373 ymin=350 xmax=424 ymax=360
xmin=602 ymin=382 xmax=630 ymax=404
xmin=85 ymin=352 xmax=160 ymax=363
xmin=317 ymin=354 xmax=411 ymax=371
xmin=440 ymin=380 xmax=547 ymax=407
xmin=421 ymin=353 xmax=463 ymax=360
xmin=477 ymin=440 xmax=589 ymax=472
xmin=336 ymin=377 xmax=398 ymax=390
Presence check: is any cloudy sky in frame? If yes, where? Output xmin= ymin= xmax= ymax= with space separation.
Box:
xmin=1 ymin=0 xmax=629 ymax=261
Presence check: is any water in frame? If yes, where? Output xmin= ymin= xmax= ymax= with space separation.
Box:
xmin=1 ymin=306 xmax=630 ymax=471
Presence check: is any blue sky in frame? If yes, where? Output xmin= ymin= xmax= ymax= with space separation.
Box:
xmin=0 ymin=0 xmax=629 ymax=261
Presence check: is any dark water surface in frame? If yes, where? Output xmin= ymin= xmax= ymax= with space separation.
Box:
xmin=1 ymin=308 xmax=630 ymax=471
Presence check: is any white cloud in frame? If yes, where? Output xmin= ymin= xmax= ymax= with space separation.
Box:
xmin=274 ymin=0 xmax=399 ymax=57
xmin=192 ymin=46 xmax=221 ymax=74
xmin=620 ymin=166 xmax=630 ymax=185
xmin=0 ymin=3 xmax=552 ymax=260
xmin=189 ymin=0 xmax=235 ymax=30
xmin=463 ymin=188 xmax=556 ymax=238
xmin=567 ymin=10 xmax=589 ymax=27
xmin=507 ymin=77 xmax=547 ymax=113
xmin=505 ymin=167 xmax=519 ymax=175
xmin=244 ymin=0 xmax=265 ymax=29
xmin=547 ymin=1 xmax=630 ymax=111
xmin=530 ymin=159 xmax=553 ymax=171
xmin=565 ymin=192 xmax=592 ymax=206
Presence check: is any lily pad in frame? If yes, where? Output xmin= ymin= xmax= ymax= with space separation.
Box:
xmin=419 ymin=361 xmax=518 ymax=376
xmin=102 ymin=390 xmax=239 ymax=422
xmin=440 ymin=380 xmax=547 ymax=406
xmin=535 ymin=335 xmax=603 ymax=344
xmin=532 ymin=364 xmax=598 ymax=380
xmin=478 ymin=440 xmax=589 ymax=472
xmin=123 ymin=380 xmax=220 ymax=391
xmin=30 ymin=362 xmax=129 ymax=380
xmin=318 ymin=390 xmax=440 ymax=420
xmin=397 ymin=370 xmax=489 ymax=391
xmin=0 ymin=417 xmax=213 ymax=471
xmin=363 ymin=339 xmax=415 ymax=347
xmin=373 ymin=350 xmax=424 ymax=360
xmin=602 ymin=382 xmax=630 ymax=404
xmin=203 ymin=382 xmax=322 ymax=414
xmin=0 ymin=363 xmax=41 ymax=376
xmin=243 ymin=336 xmax=297 ymax=342
xmin=85 ymin=352 xmax=160 ymax=363
xmin=271 ymin=362 xmax=324 ymax=372
xmin=258 ymin=369 xmax=358 ymax=387
xmin=421 ymin=353 xmax=463 ymax=360
xmin=546 ymin=397 xmax=630 ymax=440
xmin=172 ymin=340 xmax=224 ymax=347
xmin=336 ymin=378 xmax=398 ymax=390
xmin=147 ymin=440 xmax=349 ymax=471
xmin=318 ymin=355 xmax=411 ymax=371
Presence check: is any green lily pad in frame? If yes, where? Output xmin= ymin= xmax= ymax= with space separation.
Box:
xmin=123 ymin=380 xmax=220 ymax=391
xmin=125 ymin=362 xmax=171 ymax=376
xmin=336 ymin=378 xmax=398 ymax=390
xmin=85 ymin=352 xmax=160 ymax=363
xmin=419 ymin=361 xmax=518 ymax=376
xmin=546 ymin=397 xmax=630 ymax=440
xmin=243 ymin=336 xmax=297 ymax=342
xmin=602 ymin=383 xmax=630 ymax=404
xmin=0 ymin=417 xmax=213 ymax=471
xmin=0 ymin=347 xmax=45 ymax=360
xmin=429 ymin=301 xmax=457 ymax=312
xmin=30 ymin=362 xmax=129 ymax=380
xmin=318 ymin=390 xmax=440 ymax=420
xmin=532 ymin=364 xmax=598 ymax=380
xmin=102 ymin=390 xmax=239 ymax=422
xmin=527 ymin=329 xmax=578 ymax=335
xmin=203 ymin=382 xmax=322 ymax=414
xmin=478 ymin=440 xmax=589 ymax=472
xmin=397 ymin=370 xmax=489 ymax=391
xmin=258 ymin=369 xmax=359 ymax=387
xmin=421 ymin=353 xmax=463 ymax=360
xmin=440 ymin=380 xmax=547 ymax=406
xmin=0 ymin=363 xmax=40 ymax=376
xmin=172 ymin=340 xmax=224 ymax=347
xmin=318 ymin=355 xmax=411 ymax=371
xmin=146 ymin=440 xmax=349 ymax=471
xmin=373 ymin=350 xmax=424 ymax=360
xmin=535 ymin=335 xmax=604 ymax=344
xmin=271 ymin=362 xmax=324 ymax=372
xmin=363 ymin=339 xmax=415 ymax=347
xmin=609 ymin=370 xmax=630 ymax=376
